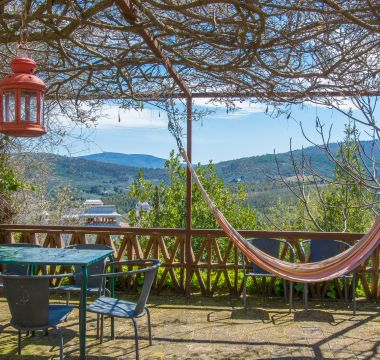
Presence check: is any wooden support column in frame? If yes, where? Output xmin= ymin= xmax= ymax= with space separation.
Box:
xmin=185 ymin=97 xmax=193 ymax=296
xmin=117 ymin=0 xmax=193 ymax=294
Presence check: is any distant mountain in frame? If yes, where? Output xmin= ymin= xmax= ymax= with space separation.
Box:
xmin=22 ymin=153 xmax=168 ymax=198
xmin=78 ymin=152 xmax=167 ymax=169
xmin=215 ymin=145 xmax=333 ymax=182
xmin=214 ymin=140 xmax=380 ymax=183
xmin=22 ymin=140 xmax=380 ymax=202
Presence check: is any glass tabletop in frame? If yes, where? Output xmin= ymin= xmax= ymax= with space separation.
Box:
xmin=0 ymin=246 xmax=113 ymax=266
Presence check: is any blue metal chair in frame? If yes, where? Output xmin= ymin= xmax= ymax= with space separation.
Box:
xmin=242 ymin=238 xmax=295 ymax=312
xmin=301 ymin=239 xmax=357 ymax=314
xmin=0 ymin=274 xmax=74 ymax=360
xmin=51 ymin=243 xmax=112 ymax=304
xmin=87 ymin=259 xmax=160 ymax=360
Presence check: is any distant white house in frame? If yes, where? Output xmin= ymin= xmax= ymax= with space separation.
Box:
xmin=65 ymin=199 xmax=123 ymax=227
xmin=79 ymin=204 xmax=122 ymax=227
xmin=83 ymin=199 xmax=104 ymax=207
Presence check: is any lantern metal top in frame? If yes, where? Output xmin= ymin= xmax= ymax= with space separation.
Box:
xmin=11 ymin=57 xmax=36 ymax=74
xmin=0 ymin=57 xmax=46 ymax=91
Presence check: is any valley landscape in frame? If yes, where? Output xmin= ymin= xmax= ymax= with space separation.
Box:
xmin=23 ymin=140 xmax=377 ymax=215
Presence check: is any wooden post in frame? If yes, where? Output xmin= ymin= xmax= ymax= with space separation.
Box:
xmin=185 ymin=97 xmax=193 ymax=296
xmin=0 ymin=230 xmax=13 ymax=244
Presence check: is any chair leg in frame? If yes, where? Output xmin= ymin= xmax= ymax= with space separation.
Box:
xmin=132 ymin=318 xmax=139 ymax=360
xmin=55 ymin=327 xmax=64 ymax=360
xmin=146 ymin=308 xmax=152 ymax=346
xmin=304 ymin=283 xmax=308 ymax=311
xmin=344 ymin=277 xmax=349 ymax=304
xmin=96 ymin=314 xmax=100 ymax=339
xmin=111 ymin=316 xmax=115 ymax=340
xmin=60 ymin=332 xmax=64 ymax=360
xmin=242 ymin=275 xmax=247 ymax=310
xmin=289 ymin=281 xmax=293 ymax=313
xmin=100 ymin=315 xmax=104 ymax=344
xmin=282 ymin=279 xmax=289 ymax=303
xmin=66 ymin=291 xmax=70 ymax=306
xmin=18 ymin=329 xmax=22 ymax=355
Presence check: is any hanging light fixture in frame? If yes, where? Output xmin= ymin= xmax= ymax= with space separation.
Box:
xmin=0 ymin=47 xmax=47 ymax=137
xmin=0 ymin=4 xmax=47 ymax=138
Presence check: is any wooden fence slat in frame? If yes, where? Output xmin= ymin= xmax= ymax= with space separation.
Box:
xmin=193 ymin=237 xmax=208 ymax=265
xmin=143 ymin=237 xmax=154 ymax=258
xmin=21 ymin=232 xmax=38 ymax=245
xmin=70 ymin=233 xmax=86 ymax=245
xmin=169 ymin=237 xmax=181 ymax=263
xmin=207 ymin=236 xmax=212 ymax=295
xmin=116 ymin=234 xmax=130 ymax=261
xmin=1 ymin=226 xmax=379 ymax=299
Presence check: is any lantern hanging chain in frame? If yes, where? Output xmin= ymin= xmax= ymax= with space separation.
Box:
xmin=17 ymin=1 xmax=29 ymax=56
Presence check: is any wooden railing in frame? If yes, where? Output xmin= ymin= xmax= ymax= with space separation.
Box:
xmin=0 ymin=224 xmax=378 ymax=300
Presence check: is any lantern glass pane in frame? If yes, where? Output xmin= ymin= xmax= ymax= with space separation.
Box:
xmin=20 ymin=90 xmax=37 ymax=123
xmin=40 ymin=93 xmax=44 ymax=125
xmin=2 ymin=91 xmax=16 ymax=122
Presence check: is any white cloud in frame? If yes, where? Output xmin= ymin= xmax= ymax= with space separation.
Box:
xmin=194 ymin=97 xmax=267 ymax=114
xmin=99 ymin=100 xmax=267 ymax=127
xmin=55 ymin=103 xmax=169 ymax=130
xmin=57 ymin=99 xmax=269 ymax=131
xmin=96 ymin=105 xmax=168 ymax=129
xmin=193 ymin=98 xmax=267 ymax=120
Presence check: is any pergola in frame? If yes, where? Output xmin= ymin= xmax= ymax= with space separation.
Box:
xmin=1 ymin=0 xmax=380 ymax=294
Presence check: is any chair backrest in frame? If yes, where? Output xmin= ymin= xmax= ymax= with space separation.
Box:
xmin=66 ymin=244 xmax=112 ymax=288
xmin=247 ymin=238 xmax=281 ymax=275
xmin=2 ymin=275 xmax=49 ymax=329
xmin=309 ymin=239 xmax=348 ymax=262
xmin=1 ymin=243 xmax=41 ymax=275
xmin=134 ymin=260 xmax=160 ymax=316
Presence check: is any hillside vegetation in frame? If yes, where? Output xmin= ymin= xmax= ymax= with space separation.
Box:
xmin=79 ymin=152 xmax=167 ymax=169
xmin=21 ymin=140 xmax=379 ymax=212
xmin=22 ymin=153 xmax=168 ymax=198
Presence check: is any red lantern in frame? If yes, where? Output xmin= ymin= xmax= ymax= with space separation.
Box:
xmin=0 ymin=53 xmax=47 ymax=137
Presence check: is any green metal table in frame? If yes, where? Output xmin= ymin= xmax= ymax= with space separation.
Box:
xmin=0 ymin=245 xmax=114 ymax=359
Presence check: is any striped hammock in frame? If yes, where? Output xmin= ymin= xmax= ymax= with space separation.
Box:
xmin=180 ymin=148 xmax=380 ymax=283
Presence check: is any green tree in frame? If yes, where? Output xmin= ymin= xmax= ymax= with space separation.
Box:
xmin=0 ymin=137 xmax=31 ymax=223
xmin=257 ymin=198 xmax=308 ymax=231
xmin=262 ymin=123 xmax=375 ymax=233
xmin=311 ymin=124 xmax=375 ymax=232
xmin=127 ymin=151 xmax=256 ymax=230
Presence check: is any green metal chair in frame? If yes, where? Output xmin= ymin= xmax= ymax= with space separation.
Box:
xmin=87 ymin=259 xmax=160 ymax=360
xmin=242 ymin=238 xmax=295 ymax=312
xmin=301 ymin=239 xmax=357 ymax=314
xmin=0 ymin=273 xmax=74 ymax=360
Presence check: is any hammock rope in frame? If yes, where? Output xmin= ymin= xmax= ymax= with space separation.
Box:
xmin=179 ymin=148 xmax=380 ymax=283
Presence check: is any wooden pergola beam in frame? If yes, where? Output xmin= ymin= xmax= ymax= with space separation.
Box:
xmin=115 ymin=0 xmax=191 ymax=98
xmin=48 ymin=90 xmax=380 ymax=101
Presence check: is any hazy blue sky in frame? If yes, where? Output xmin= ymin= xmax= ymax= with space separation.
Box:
xmin=59 ymin=99 xmax=373 ymax=164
